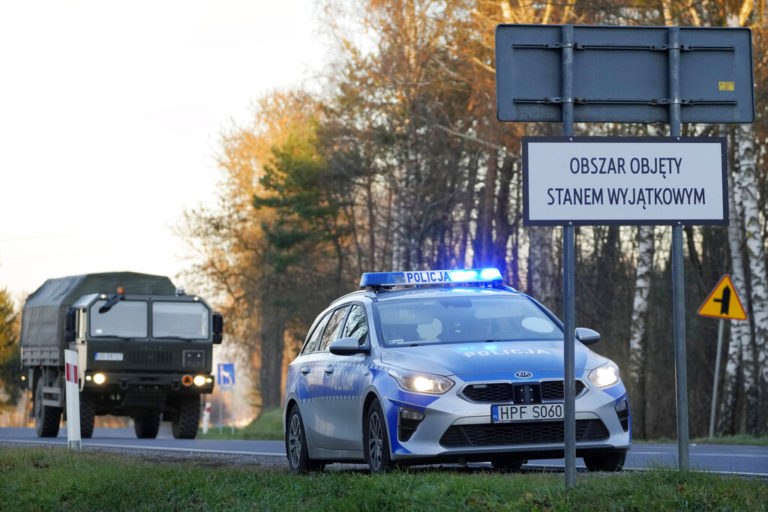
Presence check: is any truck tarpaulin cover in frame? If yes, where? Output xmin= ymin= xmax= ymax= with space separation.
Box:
xmin=20 ymin=272 xmax=175 ymax=349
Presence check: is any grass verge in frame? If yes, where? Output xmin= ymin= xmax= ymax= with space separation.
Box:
xmin=636 ymin=434 xmax=768 ymax=446
xmin=691 ymin=434 xmax=768 ymax=446
xmin=198 ymin=407 xmax=283 ymax=440
xmin=1 ymin=447 xmax=766 ymax=511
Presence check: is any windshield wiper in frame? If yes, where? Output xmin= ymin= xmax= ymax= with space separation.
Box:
xmin=153 ymin=336 xmax=199 ymax=341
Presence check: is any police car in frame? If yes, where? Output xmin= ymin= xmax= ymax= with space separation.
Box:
xmin=283 ymin=269 xmax=630 ymax=473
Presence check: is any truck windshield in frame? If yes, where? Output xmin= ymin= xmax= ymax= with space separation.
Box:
xmin=90 ymin=300 xmax=148 ymax=338
xmin=152 ymin=302 xmax=209 ymax=340
xmin=375 ymin=295 xmax=563 ymax=346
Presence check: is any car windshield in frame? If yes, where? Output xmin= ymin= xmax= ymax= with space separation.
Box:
xmin=375 ymin=294 xmax=562 ymax=346
xmin=90 ymin=300 xmax=148 ymax=338
xmin=152 ymin=302 xmax=209 ymax=340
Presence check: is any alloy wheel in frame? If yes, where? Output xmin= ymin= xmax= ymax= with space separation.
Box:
xmin=288 ymin=413 xmax=303 ymax=469
xmin=367 ymin=409 xmax=383 ymax=471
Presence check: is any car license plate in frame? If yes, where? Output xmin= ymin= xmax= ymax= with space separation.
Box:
xmin=491 ymin=403 xmax=564 ymax=423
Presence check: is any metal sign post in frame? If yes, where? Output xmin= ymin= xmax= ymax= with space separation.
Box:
xmin=709 ymin=318 xmax=725 ymax=439
xmin=496 ymin=23 xmax=753 ymax=482
xmin=667 ymin=26 xmax=690 ymax=471
xmin=217 ymin=363 xmax=235 ymax=434
xmin=560 ymin=24 xmax=577 ymax=488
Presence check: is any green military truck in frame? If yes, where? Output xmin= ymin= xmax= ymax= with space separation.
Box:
xmin=20 ymin=272 xmax=222 ymax=439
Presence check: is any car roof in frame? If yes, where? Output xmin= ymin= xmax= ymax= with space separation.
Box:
xmin=328 ymin=285 xmax=524 ymax=308
xmin=372 ymin=285 xmax=522 ymax=302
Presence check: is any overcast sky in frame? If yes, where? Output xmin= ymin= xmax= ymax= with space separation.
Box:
xmin=0 ymin=1 xmax=327 ymax=303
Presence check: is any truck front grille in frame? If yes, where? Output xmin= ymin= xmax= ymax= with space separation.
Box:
xmin=127 ymin=350 xmax=173 ymax=365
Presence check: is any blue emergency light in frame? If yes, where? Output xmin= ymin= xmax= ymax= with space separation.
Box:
xmin=360 ymin=268 xmax=503 ymax=289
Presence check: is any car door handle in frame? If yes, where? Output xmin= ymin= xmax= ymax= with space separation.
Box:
xmin=324 ymin=367 xmax=334 ymax=374
xmin=300 ymin=366 xmax=310 ymax=375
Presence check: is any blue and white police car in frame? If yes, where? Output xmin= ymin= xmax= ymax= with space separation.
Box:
xmin=283 ymin=269 xmax=630 ymax=473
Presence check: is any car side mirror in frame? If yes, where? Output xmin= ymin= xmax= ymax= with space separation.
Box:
xmin=212 ymin=313 xmax=223 ymax=344
xmin=329 ymin=336 xmax=370 ymax=356
xmin=575 ymin=327 xmax=600 ymax=345
xmin=65 ymin=308 xmax=77 ymax=343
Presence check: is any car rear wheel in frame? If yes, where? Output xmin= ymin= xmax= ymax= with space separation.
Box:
xmin=172 ymin=395 xmax=200 ymax=439
xmin=364 ymin=400 xmax=393 ymax=474
xmin=584 ymin=450 xmax=626 ymax=472
xmin=34 ymin=377 xmax=61 ymax=438
xmin=134 ymin=413 xmax=161 ymax=439
xmin=491 ymin=457 xmax=524 ymax=472
xmin=286 ymin=406 xmax=324 ymax=474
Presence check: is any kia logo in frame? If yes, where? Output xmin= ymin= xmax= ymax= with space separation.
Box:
xmin=515 ymin=370 xmax=533 ymax=379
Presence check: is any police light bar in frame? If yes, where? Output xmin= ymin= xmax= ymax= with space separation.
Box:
xmin=360 ymin=268 xmax=502 ymax=288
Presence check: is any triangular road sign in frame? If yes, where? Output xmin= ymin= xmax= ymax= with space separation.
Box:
xmin=697 ymin=275 xmax=747 ymax=320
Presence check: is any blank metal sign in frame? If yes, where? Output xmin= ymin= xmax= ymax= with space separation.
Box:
xmin=496 ymin=25 xmax=754 ymax=124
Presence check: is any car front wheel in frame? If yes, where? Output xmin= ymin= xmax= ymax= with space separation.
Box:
xmin=286 ymin=406 xmax=324 ymax=474
xmin=364 ymin=400 xmax=393 ymax=474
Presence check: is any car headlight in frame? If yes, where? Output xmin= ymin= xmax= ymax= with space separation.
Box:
xmin=589 ymin=362 xmax=620 ymax=388
xmin=388 ymin=368 xmax=454 ymax=394
xmin=93 ymin=373 xmax=106 ymax=385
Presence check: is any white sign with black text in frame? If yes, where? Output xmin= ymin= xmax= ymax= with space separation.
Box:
xmin=523 ymin=137 xmax=728 ymax=225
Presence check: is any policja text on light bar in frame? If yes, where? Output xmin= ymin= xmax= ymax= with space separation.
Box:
xmin=359 ymin=268 xmax=502 ymax=288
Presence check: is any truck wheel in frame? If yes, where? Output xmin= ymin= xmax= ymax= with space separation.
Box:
xmin=584 ymin=450 xmax=627 ymax=472
xmin=80 ymin=394 xmax=95 ymax=439
xmin=134 ymin=413 xmax=161 ymax=439
xmin=491 ymin=457 xmax=524 ymax=472
xmin=34 ymin=377 xmax=61 ymax=438
xmin=172 ymin=395 xmax=200 ymax=439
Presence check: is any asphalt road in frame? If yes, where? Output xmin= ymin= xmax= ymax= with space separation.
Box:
xmin=1 ymin=427 xmax=766 ymax=476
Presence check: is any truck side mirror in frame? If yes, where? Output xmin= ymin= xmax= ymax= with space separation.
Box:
xmin=212 ymin=313 xmax=223 ymax=344
xmin=64 ymin=308 xmax=77 ymax=343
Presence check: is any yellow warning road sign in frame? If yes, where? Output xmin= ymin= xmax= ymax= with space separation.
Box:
xmin=697 ymin=275 xmax=747 ymax=320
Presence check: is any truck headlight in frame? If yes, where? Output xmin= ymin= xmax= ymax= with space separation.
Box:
xmin=93 ymin=373 xmax=106 ymax=385
xmin=193 ymin=375 xmax=206 ymax=387
xmin=388 ymin=368 xmax=454 ymax=394
xmin=589 ymin=363 xmax=619 ymax=388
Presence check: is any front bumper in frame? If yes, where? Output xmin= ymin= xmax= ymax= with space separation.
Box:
xmin=82 ymin=371 xmax=215 ymax=394
xmin=384 ymin=375 xmax=630 ymax=462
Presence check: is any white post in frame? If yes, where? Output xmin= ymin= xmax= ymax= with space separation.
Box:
xmin=202 ymin=401 xmax=211 ymax=434
xmin=709 ymin=319 xmax=725 ymax=438
xmin=230 ymin=389 xmax=235 ymax=436
xmin=64 ymin=349 xmax=81 ymax=450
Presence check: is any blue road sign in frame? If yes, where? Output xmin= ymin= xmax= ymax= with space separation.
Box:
xmin=217 ymin=363 xmax=235 ymax=390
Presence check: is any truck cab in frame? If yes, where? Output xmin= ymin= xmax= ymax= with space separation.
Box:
xmin=21 ymin=272 xmax=222 ymax=439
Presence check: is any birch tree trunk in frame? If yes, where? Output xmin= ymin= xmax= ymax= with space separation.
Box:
xmin=734 ymin=123 xmax=768 ymax=434
xmin=628 ymin=225 xmax=654 ymax=438
xmin=527 ymin=226 xmax=557 ymax=310
xmin=721 ymin=166 xmax=750 ymax=434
